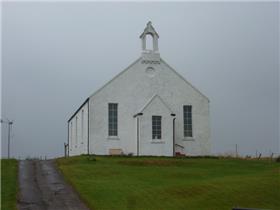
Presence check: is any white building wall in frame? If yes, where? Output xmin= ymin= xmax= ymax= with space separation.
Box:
xmin=68 ymin=101 xmax=88 ymax=156
xmin=139 ymin=96 xmax=174 ymax=156
xmin=68 ymin=22 xmax=210 ymax=157
xmin=88 ymin=56 xmax=210 ymax=156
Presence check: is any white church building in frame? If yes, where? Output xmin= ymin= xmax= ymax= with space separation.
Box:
xmin=67 ymin=22 xmax=210 ymax=157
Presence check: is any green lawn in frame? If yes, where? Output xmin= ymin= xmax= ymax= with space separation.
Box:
xmin=1 ymin=159 xmax=18 ymax=210
xmin=57 ymin=156 xmax=280 ymax=210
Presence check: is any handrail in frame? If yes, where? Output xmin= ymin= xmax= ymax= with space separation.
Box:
xmin=175 ymin=144 xmax=184 ymax=149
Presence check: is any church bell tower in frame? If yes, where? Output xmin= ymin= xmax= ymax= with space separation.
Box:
xmin=140 ymin=21 xmax=160 ymax=64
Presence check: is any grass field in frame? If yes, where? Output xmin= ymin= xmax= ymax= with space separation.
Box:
xmin=1 ymin=159 xmax=18 ymax=210
xmin=57 ymin=156 xmax=280 ymax=210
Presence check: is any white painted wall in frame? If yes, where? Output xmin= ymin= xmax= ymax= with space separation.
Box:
xmin=87 ymin=53 xmax=210 ymax=156
xmin=139 ymin=95 xmax=174 ymax=156
xmin=68 ymin=101 xmax=88 ymax=156
xmin=69 ymin=23 xmax=210 ymax=157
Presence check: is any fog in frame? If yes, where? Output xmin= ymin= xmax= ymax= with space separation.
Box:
xmin=1 ymin=2 xmax=279 ymax=158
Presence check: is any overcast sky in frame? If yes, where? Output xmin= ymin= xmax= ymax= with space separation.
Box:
xmin=1 ymin=2 xmax=279 ymax=158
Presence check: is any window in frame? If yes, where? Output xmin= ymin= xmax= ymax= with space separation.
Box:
xmin=183 ymin=105 xmax=192 ymax=137
xmin=152 ymin=116 xmax=162 ymax=139
xmin=146 ymin=34 xmax=153 ymax=50
xmin=75 ymin=116 xmax=78 ymax=144
xmin=108 ymin=103 xmax=118 ymax=136
xmin=70 ymin=122 xmax=73 ymax=146
xmin=81 ymin=109 xmax=84 ymax=140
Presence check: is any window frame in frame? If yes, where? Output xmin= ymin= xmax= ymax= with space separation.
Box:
xmin=183 ymin=105 xmax=193 ymax=137
xmin=152 ymin=115 xmax=162 ymax=140
xmin=81 ymin=109 xmax=84 ymax=140
xmin=75 ymin=116 xmax=78 ymax=144
xmin=108 ymin=103 xmax=118 ymax=137
xmin=70 ymin=122 xmax=73 ymax=146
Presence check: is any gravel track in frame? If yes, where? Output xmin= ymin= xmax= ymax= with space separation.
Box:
xmin=17 ymin=160 xmax=90 ymax=210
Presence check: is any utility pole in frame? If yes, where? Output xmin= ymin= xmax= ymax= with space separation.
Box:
xmin=8 ymin=122 xmax=11 ymax=158
xmin=1 ymin=119 xmax=14 ymax=159
xmin=235 ymin=144 xmax=238 ymax=158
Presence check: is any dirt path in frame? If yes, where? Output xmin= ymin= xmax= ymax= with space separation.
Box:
xmin=17 ymin=160 xmax=90 ymax=210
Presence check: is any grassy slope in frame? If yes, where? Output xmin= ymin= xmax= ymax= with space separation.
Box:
xmin=57 ymin=156 xmax=280 ymax=210
xmin=1 ymin=159 xmax=18 ymax=210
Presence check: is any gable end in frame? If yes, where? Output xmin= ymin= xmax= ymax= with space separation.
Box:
xmin=89 ymin=57 xmax=142 ymax=99
xmin=160 ymin=58 xmax=210 ymax=103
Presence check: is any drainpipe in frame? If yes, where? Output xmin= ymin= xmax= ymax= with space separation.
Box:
xmin=133 ymin=113 xmax=143 ymax=156
xmin=171 ymin=114 xmax=176 ymax=157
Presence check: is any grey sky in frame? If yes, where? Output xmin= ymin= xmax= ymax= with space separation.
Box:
xmin=1 ymin=2 xmax=279 ymax=158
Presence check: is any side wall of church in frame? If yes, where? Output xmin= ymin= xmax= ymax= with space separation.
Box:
xmin=68 ymin=101 xmax=88 ymax=156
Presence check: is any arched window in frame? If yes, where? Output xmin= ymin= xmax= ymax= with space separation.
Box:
xmin=145 ymin=34 xmax=153 ymax=51
xmin=140 ymin=22 xmax=159 ymax=52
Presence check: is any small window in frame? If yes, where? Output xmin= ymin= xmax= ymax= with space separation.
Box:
xmin=152 ymin=116 xmax=162 ymax=139
xmin=108 ymin=103 xmax=118 ymax=136
xmin=146 ymin=34 xmax=153 ymax=50
xmin=70 ymin=122 xmax=73 ymax=146
xmin=183 ymin=105 xmax=192 ymax=137
xmin=81 ymin=109 xmax=84 ymax=140
xmin=75 ymin=116 xmax=78 ymax=144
